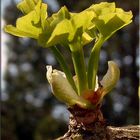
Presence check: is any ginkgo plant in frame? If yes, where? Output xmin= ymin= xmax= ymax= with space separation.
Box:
xmin=4 ymin=0 xmax=132 ymax=118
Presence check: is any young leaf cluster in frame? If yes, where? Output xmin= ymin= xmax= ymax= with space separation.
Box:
xmin=4 ymin=0 xmax=133 ymax=109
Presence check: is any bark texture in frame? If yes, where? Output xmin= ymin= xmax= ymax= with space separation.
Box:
xmin=106 ymin=125 xmax=140 ymax=140
xmin=56 ymin=106 xmax=140 ymax=140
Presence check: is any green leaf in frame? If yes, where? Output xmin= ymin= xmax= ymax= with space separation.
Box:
xmin=32 ymin=0 xmax=41 ymax=24
xmin=5 ymin=1 xmax=133 ymax=52
xmin=70 ymin=10 xmax=96 ymax=47
xmin=89 ymin=2 xmax=133 ymax=40
xmin=82 ymin=25 xmax=96 ymax=46
xmin=81 ymin=24 xmax=97 ymax=46
xmin=46 ymin=9 xmax=97 ymax=49
xmin=87 ymin=2 xmax=132 ymax=91
xmin=4 ymin=14 xmax=41 ymax=39
xmin=46 ymin=66 xmax=94 ymax=109
xmin=82 ymin=32 xmax=93 ymax=46
xmin=4 ymin=0 xmax=47 ymax=40
xmin=17 ymin=0 xmax=31 ymax=14
xmin=85 ymin=2 xmax=133 ymax=41
xmin=100 ymin=61 xmax=120 ymax=95
xmin=47 ymin=19 xmax=74 ymax=47
xmin=40 ymin=3 xmax=48 ymax=30
xmin=4 ymin=25 xmax=38 ymax=38
xmin=93 ymin=11 xmax=132 ymax=40
xmin=49 ymin=6 xmax=70 ymax=28
xmin=38 ymin=6 xmax=71 ymax=47
xmin=71 ymin=11 xmax=96 ymax=31
xmin=17 ymin=0 xmax=40 ymax=14
xmin=87 ymin=2 xmax=115 ymax=15
xmin=16 ymin=10 xmax=42 ymax=38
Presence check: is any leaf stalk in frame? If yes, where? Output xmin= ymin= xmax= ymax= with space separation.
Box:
xmin=88 ymin=36 xmax=104 ymax=90
xmin=51 ymin=46 xmax=77 ymax=93
xmin=72 ymin=48 xmax=88 ymax=95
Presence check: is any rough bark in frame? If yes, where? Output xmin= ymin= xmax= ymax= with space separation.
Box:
xmin=106 ymin=125 xmax=140 ymax=140
xmin=56 ymin=106 xmax=140 ymax=140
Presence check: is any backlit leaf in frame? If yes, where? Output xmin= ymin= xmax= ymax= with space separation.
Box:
xmin=16 ymin=10 xmax=42 ymax=38
xmin=46 ymin=66 xmax=94 ymax=109
xmin=87 ymin=2 xmax=115 ymax=15
xmin=17 ymin=0 xmax=40 ymax=14
xmin=93 ymin=11 xmax=132 ymax=40
xmin=5 ymin=0 xmax=47 ymax=40
xmin=85 ymin=2 xmax=133 ymax=41
xmin=4 ymin=25 xmax=38 ymax=38
xmin=71 ymin=11 xmax=96 ymax=31
xmin=100 ymin=61 xmax=120 ymax=96
xmin=47 ymin=19 xmax=74 ymax=47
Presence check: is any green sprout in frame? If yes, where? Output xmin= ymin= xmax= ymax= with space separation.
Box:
xmin=4 ymin=0 xmax=133 ymax=109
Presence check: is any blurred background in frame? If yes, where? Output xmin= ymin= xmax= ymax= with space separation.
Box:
xmin=1 ymin=0 xmax=139 ymax=140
